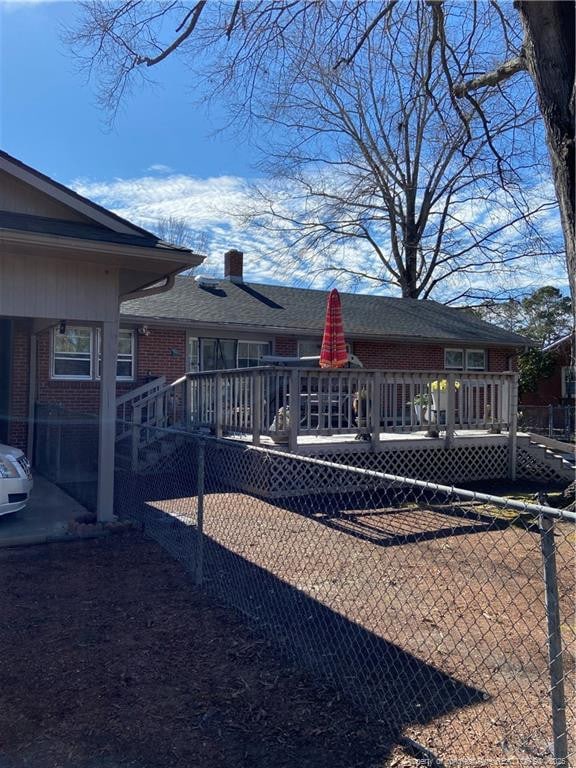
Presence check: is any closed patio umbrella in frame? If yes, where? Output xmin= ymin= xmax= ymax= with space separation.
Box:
xmin=319 ymin=288 xmax=348 ymax=369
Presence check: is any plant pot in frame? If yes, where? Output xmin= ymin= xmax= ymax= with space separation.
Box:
xmin=270 ymin=430 xmax=290 ymax=444
xmin=413 ymin=404 xmax=428 ymax=424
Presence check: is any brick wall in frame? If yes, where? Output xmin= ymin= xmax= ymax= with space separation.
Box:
xmin=274 ymin=337 xmax=298 ymax=356
xmin=35 ymin=326 xmax=188 ymax=417
xmin=6 ymin=322 xmax=518 ymax=453
xmin=275 ymin=335 xmax=517 ymax=372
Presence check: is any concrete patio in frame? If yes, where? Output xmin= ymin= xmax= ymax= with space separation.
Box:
xmin=0 ymin=474 xmax=91 ymax=547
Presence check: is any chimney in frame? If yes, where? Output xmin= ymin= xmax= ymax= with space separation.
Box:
xmin=224 ymin=249 xmax=244 ymax=283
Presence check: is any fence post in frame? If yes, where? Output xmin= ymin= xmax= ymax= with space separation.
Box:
xmin=507 ymin=373 xmax=518 ymax=480
xmin=444 ymin=373 xmax=456 ymax=449
xmin=195 ymin=439 xmax=205 ymax=586
xmin=539 ymin=514 xmax=569 ymax=767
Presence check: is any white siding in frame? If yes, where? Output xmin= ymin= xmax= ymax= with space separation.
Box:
xmin=0 ymin=170 xmax=91 ymax=221
xmin=0 ymin=251 xmax=119 ymax=321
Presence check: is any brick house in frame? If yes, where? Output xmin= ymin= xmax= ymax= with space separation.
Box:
xmin=27 ymin=248 xmax=530 ymax=432
xmin=0 ymin=151 xmax=203 ymax=519
xmin=520 ymin=334 xmax=575 ymax=407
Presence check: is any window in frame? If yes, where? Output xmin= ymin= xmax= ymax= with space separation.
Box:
xmin=53 ymin=326 xmax=93 ymax=379
xmin=188 ymin=337 xmax=200 ymax=372
xmin=52 ymin=326 xmax=135 ymax=381
xmin=444 ymin=349 xmax=464 ymax=370
xmin=298 ymin=340 xmax=353 ymax=358
xmin=97 ymin=329 xmax=135 ymax=380
xmin=237 ymin=341 xmax=269 ymax=368
xmin=466 ymin=350 xmax=486 ymax=370
xmin=201 ymin=339 xmax=237 ymax=371
xmin=444 ymin=348 xmax=486 ymax=371
xmin=298 ymin=340 xmax=322 ymax=358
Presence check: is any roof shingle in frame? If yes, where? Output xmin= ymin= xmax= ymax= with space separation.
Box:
xmin=122 ymin=276 xmax=531 ymax=347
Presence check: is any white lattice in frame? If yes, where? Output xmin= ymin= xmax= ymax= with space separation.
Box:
xmin=516 ymin=448 xmax=571 ymax=484
xmin=218 ymin=443 xmax=510 ymax=498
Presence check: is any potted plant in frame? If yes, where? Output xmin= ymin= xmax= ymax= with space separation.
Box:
xmin=410 ymin=392 xmax=431 ymax=424
xmin=430 ymin=378 xmax=460 ymax=425
xmin=270 ymin=405 xmax=290 ymax=444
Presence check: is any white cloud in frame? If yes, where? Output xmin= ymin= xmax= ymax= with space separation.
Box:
xmin=147 ymin=164 xmax=174 ymax=175
xmin=71 ymin=169 xmax=567 ymax=302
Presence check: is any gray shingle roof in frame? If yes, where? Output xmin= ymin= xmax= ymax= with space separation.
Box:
xmin=121 ymin=276 xmax=530 ymax=347
xmin=0 ymin=211 xmax=190 ymax=253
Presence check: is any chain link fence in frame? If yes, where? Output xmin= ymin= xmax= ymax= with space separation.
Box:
xmin=114 ymin=424 xmax=575 ymax=766
xmin=518 ymin=405 xmax=574 ymax=442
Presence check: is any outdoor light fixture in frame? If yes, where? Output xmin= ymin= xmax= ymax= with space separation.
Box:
xmin=137 ymin=325 xmax=151 ymax=336
xmin=58 ymin=320 xmax=67 ymax=335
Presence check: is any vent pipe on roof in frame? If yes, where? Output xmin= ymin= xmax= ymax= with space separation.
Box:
xmin=224 ymin=249 xmax=244 ymax=283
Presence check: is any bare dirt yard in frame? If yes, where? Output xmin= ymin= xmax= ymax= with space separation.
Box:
xmin=143 ymin=487 xmax=576 ymax=766
xmin=0 ymin=533 xmax=403 ymax=768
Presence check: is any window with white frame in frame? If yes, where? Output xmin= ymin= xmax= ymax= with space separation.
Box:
xmin=298 ymin=340 xmax=353 ymax=358
xmin=97 ymin=329 xmax=135 ymax=380
xmin=237 ymin=341 xmax=269 ymax=368
xmin=52 ymin=326 xmax=135 ymax=381
xmin=466 ymin=349 xmax=486 ymax=370
xmin=444 ymin=348 xmax=486 ymax=371
xmin=52 ymin=326 xmax=93 ymax=379
xmin=298 ymin=339 xmax=322 ymax=358
xmin=187 ymin=336 xmax=200 ymax=372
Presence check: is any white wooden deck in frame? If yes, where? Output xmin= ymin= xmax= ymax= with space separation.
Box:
xmin=225 ymin=428 xmax=515 ymax=454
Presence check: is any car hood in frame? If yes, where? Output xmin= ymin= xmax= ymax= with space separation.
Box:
xmin=0 ymin=444 xmax=24 ymax=460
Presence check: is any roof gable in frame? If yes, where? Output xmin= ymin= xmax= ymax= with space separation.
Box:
xmin=0 ymin=150 xmax=154 ymax=238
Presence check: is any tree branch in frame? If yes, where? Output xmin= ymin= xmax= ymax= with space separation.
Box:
xmin=453 ymin=56 xmax=527 ymax=97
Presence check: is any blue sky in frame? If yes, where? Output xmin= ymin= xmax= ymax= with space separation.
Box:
xmin=0 ymin=0 xmax=568 ymax=297
xmin=0 ymin=1 xmax=254 ymax=181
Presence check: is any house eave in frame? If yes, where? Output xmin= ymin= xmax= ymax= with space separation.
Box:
xmin=118 ymin=313 xmax=527 ymax=349
xmin=0 ymin=228 xmax=203 ymax=274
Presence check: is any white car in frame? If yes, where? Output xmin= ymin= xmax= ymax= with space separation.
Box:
xmin=0 ymin=444 xmax=33 ymax=515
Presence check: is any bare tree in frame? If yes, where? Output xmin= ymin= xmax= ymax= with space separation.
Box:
xmin=68 ymin=0 xmax=573 ymax=299
xmin=241 ymin=6 xmax=559 ymax=300
xmin=152 ymin=215 xmax=209 ymax=255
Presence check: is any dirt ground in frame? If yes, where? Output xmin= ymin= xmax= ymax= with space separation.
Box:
xmin=143 ymin=487 xmax=576 ymax=766
xmin=0 ymin=533 xmax=420 ymax=768
xmin=1 ymin=496 xmax=574 ymax=768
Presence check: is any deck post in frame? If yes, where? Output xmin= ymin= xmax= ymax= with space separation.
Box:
xmin=97 ymin=318 xmax=119 ymax=522
xmin=371 ymin=371 xmax=382 ymax=449
xmin=215 ymin=373 xmax=223 ymax=438
xmin=444 ymin=373 xmax=456 ymax=449
xmin=507 ymin=372 xmax=518 ymax=480
xmin=289 ymin=368 xmax=299 ymax=452
xmin=253 ymin=372 xmax=262 ymax=445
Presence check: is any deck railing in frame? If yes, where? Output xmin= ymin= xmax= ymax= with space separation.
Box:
xmin=187 ymin=367 xmax=518 ymax=449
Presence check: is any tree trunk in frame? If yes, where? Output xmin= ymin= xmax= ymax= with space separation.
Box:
xmin=515 ymin=1 xmax=575 ymax=308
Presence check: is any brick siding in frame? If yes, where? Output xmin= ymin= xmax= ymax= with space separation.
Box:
xmin=6 ymin=322 xmax=518 ymax=453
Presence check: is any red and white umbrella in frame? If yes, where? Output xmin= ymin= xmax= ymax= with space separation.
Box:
xmin=319 ymin=289 xmax=348 ymax=369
